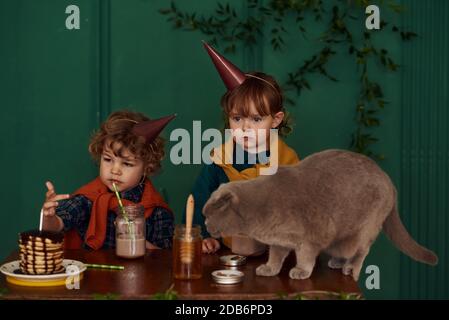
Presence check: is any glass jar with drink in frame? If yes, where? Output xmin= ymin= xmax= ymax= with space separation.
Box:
xmin=115 ymin=204 xmax=146 ymax=259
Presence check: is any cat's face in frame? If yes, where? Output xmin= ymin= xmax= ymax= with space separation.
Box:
xmin=202 ymin=185 xmax=246 ymax=238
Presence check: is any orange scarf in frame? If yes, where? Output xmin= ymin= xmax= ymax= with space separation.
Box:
xmin=64 ymin=177 xmax=171 ymax=250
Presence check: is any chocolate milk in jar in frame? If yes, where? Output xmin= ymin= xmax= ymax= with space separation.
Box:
xmin=115 ymin=204 xmax=146 ymax=259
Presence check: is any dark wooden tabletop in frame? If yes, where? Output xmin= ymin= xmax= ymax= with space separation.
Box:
xmin=0 ymin=249 xmax=362 ymax=300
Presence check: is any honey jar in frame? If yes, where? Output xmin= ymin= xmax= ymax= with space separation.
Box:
xmin=173 ymin=225 xmax=202 ymax=280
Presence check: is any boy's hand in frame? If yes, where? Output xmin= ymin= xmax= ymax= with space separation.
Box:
xmin=42 ymin=181 xmax=70 ymax=217
xmin=202 ymin=237 xmax=220 ymax=254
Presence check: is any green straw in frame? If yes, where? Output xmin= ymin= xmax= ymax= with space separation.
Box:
xmin=112 ymin=182 xmax=134 ymax=238
xmin=85 ymin=263 xmax=124 ymax=270
xmin=112 ymin=183 xmax=128 ymax=221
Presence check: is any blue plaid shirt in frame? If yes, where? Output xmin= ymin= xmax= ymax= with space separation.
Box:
xmin=56 ymin=183 xmax=174 ymax=249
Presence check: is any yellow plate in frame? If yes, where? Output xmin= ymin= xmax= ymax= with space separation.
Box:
xmin=6 ymin=273 xmax=84 ymax=287
xmin=1 ymin=259 xmax=86 ymax=287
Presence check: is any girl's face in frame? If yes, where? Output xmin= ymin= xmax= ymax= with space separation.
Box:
xmin=99 ymin=141 xmax=145 ymax=192
xmin=228 ymin=102 xmax=284 ymax=152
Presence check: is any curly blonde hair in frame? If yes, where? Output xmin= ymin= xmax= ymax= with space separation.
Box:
xmin=88 ymin=110 xmax=165 ymax=177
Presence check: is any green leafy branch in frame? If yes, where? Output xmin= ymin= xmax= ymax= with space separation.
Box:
xmin=277 ymin=290 xmax=363 ymax=300
xmin=159 ymin=2 xmax=264 ymax=53
xmin=284 ymin=46 xmax=337 ymax=104
xmin=151 ymin=283 xmax=178 ymax=300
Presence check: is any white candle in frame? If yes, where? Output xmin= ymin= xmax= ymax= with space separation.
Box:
xmin=39 ymin=209 xmax=44 ymax=231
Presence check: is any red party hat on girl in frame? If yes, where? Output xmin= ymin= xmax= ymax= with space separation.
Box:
xmin=202 ymin=41 xmax=246 ymax=91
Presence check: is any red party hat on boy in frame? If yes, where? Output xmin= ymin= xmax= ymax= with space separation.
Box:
xmin=132 ymin=114 xmax=176 ymax=143
xmin=202 ymin=41 xmax=247 ymax=91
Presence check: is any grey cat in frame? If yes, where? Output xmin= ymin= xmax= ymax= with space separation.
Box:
xmin=202 ymin=149 xmax=438 ymax=281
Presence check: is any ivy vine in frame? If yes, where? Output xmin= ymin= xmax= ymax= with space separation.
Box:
xmin=159 ymin=0 xmax=416 ymax=159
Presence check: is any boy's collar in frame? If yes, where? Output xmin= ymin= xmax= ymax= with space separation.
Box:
xmin=118 ymin=183 xmax=145 ymax=202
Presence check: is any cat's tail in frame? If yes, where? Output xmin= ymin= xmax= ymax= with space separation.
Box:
xmin=383 ymin=204 xmax=438 ymax=265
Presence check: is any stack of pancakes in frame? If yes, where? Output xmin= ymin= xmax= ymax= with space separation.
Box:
xmin=18 ymin=230 xmax=65 ymax=275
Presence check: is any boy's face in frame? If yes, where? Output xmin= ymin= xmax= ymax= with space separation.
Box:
xmin=99 ymin=141 xmax=145 ymax=192
xmin=228 ymin=102 xmax=284 ymax=152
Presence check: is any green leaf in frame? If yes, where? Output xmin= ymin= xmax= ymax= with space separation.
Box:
xmin=152 ymin=284 xmax=178 ymax=300
xmin=364 ymin=118 xmax=380 ymax=127
xmin=338 ymin=292 xmax=363 ymax=300
xmin=92 ymin=293 xmax=120 ymax=300
xmin=285 ymin=97 xmax=296 ymax=106
xmin=302 ymin=79 xmax=311 ymax=90
xmin=276 ymin=291 xmax=288 ymax=300
xmin=294 ymin=294 xmax=306 ymax=300
xmin=0 ymin=287 xmax=9 ymax=297
xmin=377 ymin=100 xmax=386 ymax=108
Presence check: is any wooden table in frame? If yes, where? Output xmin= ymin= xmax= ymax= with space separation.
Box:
xmin=0 ymin=249 xmax=361 ymax=300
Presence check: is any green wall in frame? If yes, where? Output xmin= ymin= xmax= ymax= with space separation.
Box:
xmin=0 ymin=0 xmax=99 ymax=258
xmin=400 ymin=0 xmax=449 ymax=299
xmin=0 ymin=0 xmax=447 ymax=299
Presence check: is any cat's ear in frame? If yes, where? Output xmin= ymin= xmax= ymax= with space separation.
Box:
xmin=211 ymin=189 xmax=239 ymax=210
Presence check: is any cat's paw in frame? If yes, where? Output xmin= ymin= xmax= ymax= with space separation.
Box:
xmin=342 ymin=264 xmax=353 ymax=275
xmin=328 ymin=257 xmax=345 ymax=269
xmin=256 ymin=264 xmax=280 ymax=277
xmin=289 ymin=267 xmax=312 ymax=280
xmin=342 ymin=264 xmax=361 ymax=281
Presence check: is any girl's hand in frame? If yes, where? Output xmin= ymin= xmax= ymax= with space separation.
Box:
xmin=42 ymin=181 xmax=70 ymax=217
xmin=202 ymin=237 xmax=221 ymax=254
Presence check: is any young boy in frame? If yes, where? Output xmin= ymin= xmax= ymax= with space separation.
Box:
xmin=42 ymin=110 xmax=176 ymax=250
xmin=191 ymin=43 xmax=300 ymax=254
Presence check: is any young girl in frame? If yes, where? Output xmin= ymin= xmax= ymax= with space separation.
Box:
xmin=191 ymin=43 xmax=300 ymax=254
xmin=41 ymin=110 xmax=175 ymax=250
